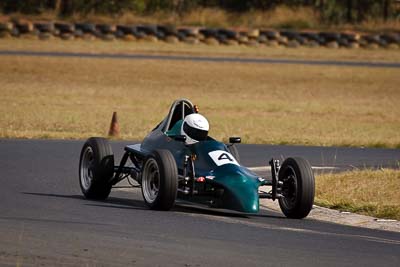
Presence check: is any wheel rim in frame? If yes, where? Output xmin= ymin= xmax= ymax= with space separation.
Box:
xmin=142 ymin=158 xmax=160 ymax=204
xmin=80 ymin=146 xmax=94 ymax=191
xmin=281 ymin=166 xmax=298 ymax=208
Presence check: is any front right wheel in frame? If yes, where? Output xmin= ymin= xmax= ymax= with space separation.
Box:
xmin=278 ymin=157 xmax=315 ymax=219
xmin=79 ymin=137 xmax=114 ymax=200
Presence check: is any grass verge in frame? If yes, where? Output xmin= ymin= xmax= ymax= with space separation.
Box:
xmin=316 ymin=169 xmax=400 ymax=220
xmin=0 ymin=39 xmax=399 ymax=147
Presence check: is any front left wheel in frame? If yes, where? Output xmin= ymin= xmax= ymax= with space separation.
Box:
xmin=141 ymin=149 xmax=178 ymax=210
xmin=79 ymin=137 xmax=114 ymax=200
xmin=278 ymin=157 xmax=315 ymax=219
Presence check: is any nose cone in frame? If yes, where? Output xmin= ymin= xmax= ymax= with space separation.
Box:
xmin=224 ymin=180 xmax=259 ymax=213
xmin=213 ymin=165 xmax=260 ymax=213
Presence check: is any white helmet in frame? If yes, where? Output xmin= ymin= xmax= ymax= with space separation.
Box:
xmin=181 ymin=113 xmax=209 ymax=145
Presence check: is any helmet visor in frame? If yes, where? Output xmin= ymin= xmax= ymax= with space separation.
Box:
xmin=183 ymin=121 xmax=208 ymax=142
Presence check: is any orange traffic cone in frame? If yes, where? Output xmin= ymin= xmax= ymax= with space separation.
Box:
xmin=108 ymin=112 xmax=120 ymax=137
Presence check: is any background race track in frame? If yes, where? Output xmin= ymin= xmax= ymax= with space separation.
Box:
xmin=1 ymin=50 xmax=400 ymax=68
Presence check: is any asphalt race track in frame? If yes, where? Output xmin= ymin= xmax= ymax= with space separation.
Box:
xmin=0 ymin=139 xmax=399 ymax=266
xmin=1 ymin=50 xmax=400 ymax=68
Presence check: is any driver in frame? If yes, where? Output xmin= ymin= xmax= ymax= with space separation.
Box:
xmin=181 ymin=113 xmax=209 ymax=145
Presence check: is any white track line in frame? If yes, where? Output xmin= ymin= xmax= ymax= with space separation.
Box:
xmin=248 ymin=166 xmax=338 ymax=172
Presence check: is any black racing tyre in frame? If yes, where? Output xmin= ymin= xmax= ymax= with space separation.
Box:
xmin=217 ymin=34 xmax=227 ymax=42
xmin=363 ymin=34 xmax=381 ymax=44
xmin=16 ymin=22 xmax=34 ymax=34
xmin=341 ymin=33 xmax=360 ymax=42
xmin=79 ymin=137 xmax=114 ymax=200
xmin=34 ymin=22 xmax=54 ymax=33
xmin=178 ymin=28 xmax=198 ymax=38
xmin=137 ymin=25 xmax=158 ymax=36
xmin=199 ymin=28 xmax=218 ymax=38
xmin=227 ymin=145 xmax=240 ymax=163
xmin=319 ymin=32 xmax=341 ymax=42
xmin=218 ymin=28 xmax=238 ymax=39
xmin=75 ymin=23 xmax=97 ymax=34
xmin=54 ymin=22 xmax=74 ymax=34
xmin=260 ymin=30 xmax=279 ymax=40
xmin=380 ymin=33 xmax=400 ymax=44
xmin=157 ymin=25 xmax=178 ymax=36
xmin=116 ymin=25 xmax=133 ymax=34
xmin=278 ymin=157 xmax=315 ymax=219
xmin=300 ymin=32 xmax=319 ymax=42
xmin=280 ymin=31 xmax=302 ymax=42
xmin=141 ymin=150 xmax=178 ymax=210
xmin=96 ymin=24 xmax=116 ymax=34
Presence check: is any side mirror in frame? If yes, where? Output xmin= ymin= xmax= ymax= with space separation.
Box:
xmin=229 ymin=137 xmax=241 ymax=144
xmin=172 ymin=135 xmax=187 ymax=142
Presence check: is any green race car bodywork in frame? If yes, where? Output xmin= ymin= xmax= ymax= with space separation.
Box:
xmin=88 ymin=98 xmax=315 ymax=218
xmin=123 ymin=99 xmax=265 ymax=213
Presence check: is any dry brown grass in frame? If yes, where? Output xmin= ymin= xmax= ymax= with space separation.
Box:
xmin=0 ymin=41 xmax=399 ymax=147
xmin=316 ymin=169 xmax=400 ymax=220
xmin=237 ymin=6 xmax=318 ymax=29
xmin=179 ymin=8 xmax=231 ymax=28
xmin=354 ymin=19 xmax=400 ymax=33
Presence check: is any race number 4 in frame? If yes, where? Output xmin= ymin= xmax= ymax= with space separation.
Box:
xmin=208 ymin=150 xmax=239 ymax=166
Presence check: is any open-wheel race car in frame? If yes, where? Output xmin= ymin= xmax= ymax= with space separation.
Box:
xmin=79 ymin=99 xmax=315 ymax=218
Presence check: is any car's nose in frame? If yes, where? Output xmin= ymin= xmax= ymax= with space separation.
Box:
xmin=213 ymin=165 xmax=260 ymax=213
